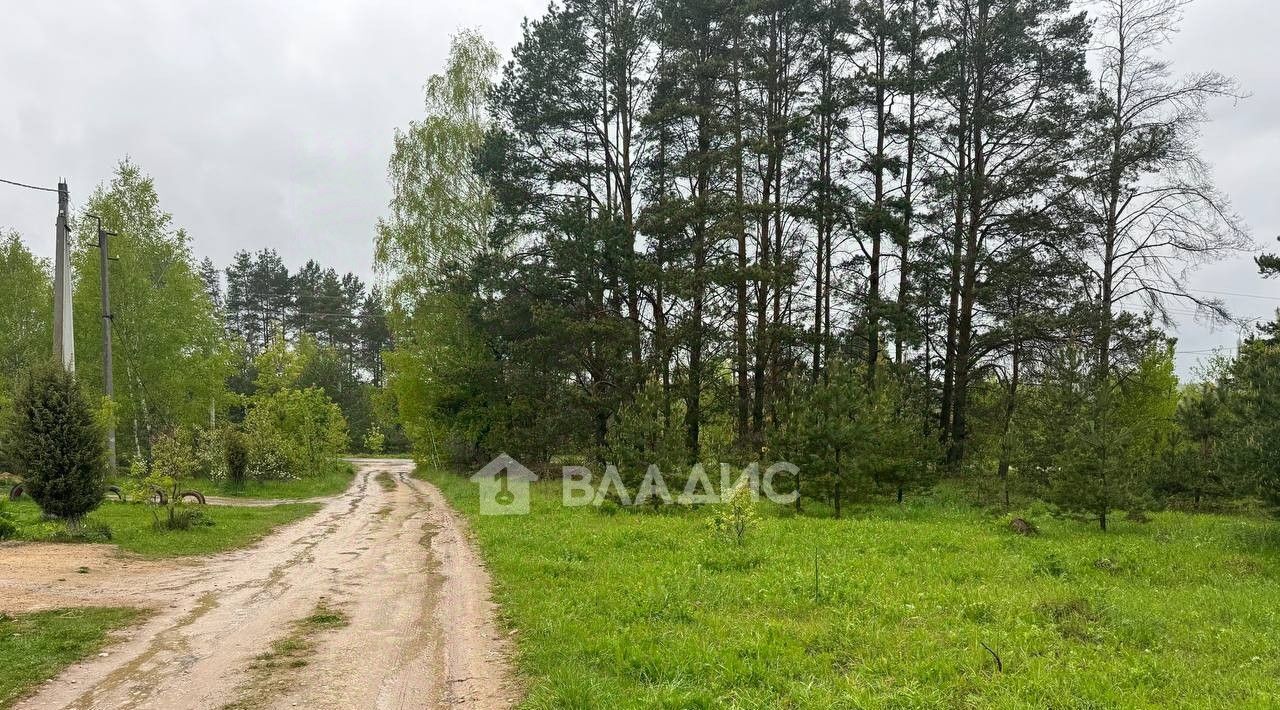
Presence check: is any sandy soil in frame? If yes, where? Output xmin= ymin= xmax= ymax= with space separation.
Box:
xmin=1 ymin=459 xmax=520 ymax=710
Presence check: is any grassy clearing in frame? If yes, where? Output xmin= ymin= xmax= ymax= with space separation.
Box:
xmin=222 ymin=602 xmax=348 ymax=709
xmin=421 ymin=468 xmax=1280 ymax=709
xmin=202 ymin=461 xmax=356 ymax=500
xmin=3 ymin=499 xmax=319 ymax=557
xmin=0 ymin=607 xmax=145 ymax=707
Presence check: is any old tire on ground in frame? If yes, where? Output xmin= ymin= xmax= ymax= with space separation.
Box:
xmin=179 ymin=490 xmax=207 ymax=505
xmin=8 ymin=484 xmax=22 ymax=501
xmin=149 ymin=487 xmax=168 ymax=506
xmin=105 ymin=485 xmax=125 ymax=502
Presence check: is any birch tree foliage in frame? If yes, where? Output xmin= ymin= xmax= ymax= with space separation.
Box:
xmin=375 ymin=28 xmax=500 ymax=300
xmin=0 ymin=233 xmax=53 ymax=474
xmin=71 ymin=160 xmax=231 ymax=455
xmin=375 ymin=30 xmax=503 ymax=465
xmin=0 ymin=233 xmax=51 ymax=400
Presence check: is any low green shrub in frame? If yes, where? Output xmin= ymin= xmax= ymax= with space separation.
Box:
xmin=245 ymin=431 xmax=295 ymax=481
xmin=135 ymin=428 xmax=207 ymax=534
xmin=708 ymin=478 xmax=759 ymax=546
xmin=152 ymin=507 xmax=214 ymax=532
xmin=0 ymin=503 xmax=17 ymax=539
xmin=363 ymin=429 xmax=386 ymax=455
xmin=225 ymin=428 xmax=249 ymax=486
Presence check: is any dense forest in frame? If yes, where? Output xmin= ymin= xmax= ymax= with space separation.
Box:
xmin=376 ymin=0 xmax=1279 ymax=528
xmin=2 ymin=0 xmax=1277 ymax=530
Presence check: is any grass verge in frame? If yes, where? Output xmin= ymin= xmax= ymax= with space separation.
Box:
xmin=202 ymin=461 xmax=356 ymax=500
xmin=0 ymin=607 xmax=145 ymax=707
xmin=420 ymin=467 xmax=1280 ymax=708
xmin=4 ymin=500 xmax=319 ymax=557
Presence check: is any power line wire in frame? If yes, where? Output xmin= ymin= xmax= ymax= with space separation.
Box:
xmin=0 ymin=176 xmax=60 ymax=193
xmin=1176 ymin=346 xmax=1238 ymax=356
xmin=1148 ymin=281 xmax=1280 ymax=304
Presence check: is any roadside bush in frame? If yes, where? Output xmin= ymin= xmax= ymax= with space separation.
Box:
xmin=2 ymin=361 xmax=105 ymax=523
xmin=225 ymin=427 xmax=249 ymax=486
xmin=243 ymin=386 xmax=347 ymax=479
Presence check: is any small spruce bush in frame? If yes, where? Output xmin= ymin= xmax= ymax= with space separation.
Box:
xmin=2 ymin=361 xmax=106 ymax=524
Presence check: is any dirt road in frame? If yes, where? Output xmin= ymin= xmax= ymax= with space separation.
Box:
xmin=1 ymin=459 xmax=519 ymax=710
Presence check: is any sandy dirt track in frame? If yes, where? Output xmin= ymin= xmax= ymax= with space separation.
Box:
xmin=1 ymin=459 xmax=519 ymax=709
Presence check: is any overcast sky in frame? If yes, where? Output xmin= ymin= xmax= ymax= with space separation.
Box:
xmin=2 ymin=0 xmax=1276 ymax=377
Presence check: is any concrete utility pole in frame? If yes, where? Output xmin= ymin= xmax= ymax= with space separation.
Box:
xmin=53 ymin=181 xmax=75 ymax=371
xmin=90 ymin=215 xmax=118 ymax=473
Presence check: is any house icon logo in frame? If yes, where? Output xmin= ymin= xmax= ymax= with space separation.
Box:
xmin=470 ymin=453 xmax=538 ymax=515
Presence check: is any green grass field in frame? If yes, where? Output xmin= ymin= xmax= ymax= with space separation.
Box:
xmin=201 ymin=461 xmax=356 ymax=499
xmin=4 ymin=499 xmax=319 ymax=557
xmin=0 ymin=607 xmax=145 ymax=708
xmin=421 ymin=468 xmax=1280 ymax=709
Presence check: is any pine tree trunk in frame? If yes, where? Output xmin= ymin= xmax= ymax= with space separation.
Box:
xmin=895 ymin=0 xmax=921 ymax=368
xmin=732 ymin=28 xmax=750 ymax=449
xmin=866 ymin=0 xmax=888 ymax=382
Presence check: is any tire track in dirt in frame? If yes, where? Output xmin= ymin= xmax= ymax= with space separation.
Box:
xmin=4 ymin=459 xmax=519 ymax=710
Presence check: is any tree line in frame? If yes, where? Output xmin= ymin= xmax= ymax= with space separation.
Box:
xmin=0 ymin=160 xmax=401 ymax=464
xmin=212 ymin=246 xmax=398 ymax=450
xmin=215 ymin=249 xmax=391 ymax=384
xmin=377 ymin=0 xmax=1278 ymax=528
